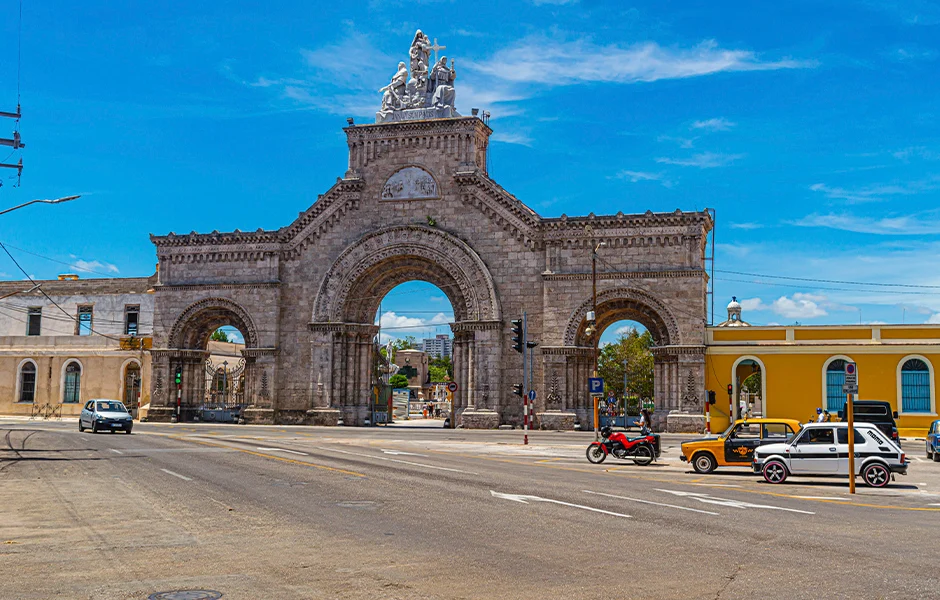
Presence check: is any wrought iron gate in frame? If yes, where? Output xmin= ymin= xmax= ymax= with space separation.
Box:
xmin=199 ymin=357 xmax=246 ymax=423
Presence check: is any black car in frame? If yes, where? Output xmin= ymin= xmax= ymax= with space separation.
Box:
xmin=838 ymin=400 xmax=899 ymax=442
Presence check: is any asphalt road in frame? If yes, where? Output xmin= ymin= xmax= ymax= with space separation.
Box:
xmin=2 ymin=419 xmax=939 ymax=600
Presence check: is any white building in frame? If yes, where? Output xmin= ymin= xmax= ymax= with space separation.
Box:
xmin=420 ymin=334 xmax=452 ymax=359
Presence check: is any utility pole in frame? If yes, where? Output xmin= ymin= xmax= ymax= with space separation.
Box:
xmin=0 ymin=105 xmax=24 ymax=185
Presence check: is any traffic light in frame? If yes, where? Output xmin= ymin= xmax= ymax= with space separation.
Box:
xmin=510 ymin=319 xmax=523 ymax=353
xmin=512 ymin=383 xmax=524 ymax=397
xmin=707 ymin=390 xmax=716 ymax=405
xmin=526 ymin=340 xmax=538 ymax=349
xmin=727 ymin=383 xmax=733 ymax=397
xmin=174 ymin=366 xmax=182 ymax=385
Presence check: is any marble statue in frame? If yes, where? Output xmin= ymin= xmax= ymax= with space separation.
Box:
xmin=375 ymin=30 xmax=460 ymax=123
xmin=429 ymin=56 xmax=456 ymax=108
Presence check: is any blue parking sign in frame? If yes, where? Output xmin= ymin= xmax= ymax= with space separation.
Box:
xmin=588 ymin=377 xmax=604 ymax=395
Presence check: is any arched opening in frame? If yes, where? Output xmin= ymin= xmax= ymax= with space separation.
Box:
xmin=63 ymin=361 xmax=82 ymax=404
xmin=375 ymin=281 xmax=456 ymax=425
xmin=122 ymin=360 xmax=142 ymax=416
xmin=732 ymin=357 xmax=765 ymax=420
xmin=823 ymin=356 xmax=854 ymax=414
xmin=310 ymin=226 xmax=501 ymax=427
xmin=18 ymin=360 xmax=37 ymax=403
xmin=597 ymin=320 xmax=653 ymax=427
xmin=163 ymin=299 xmax=259 ymax=423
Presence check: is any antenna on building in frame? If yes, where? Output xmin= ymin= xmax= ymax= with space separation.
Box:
xmin=1 ymin=0 xmax=25 ymax=187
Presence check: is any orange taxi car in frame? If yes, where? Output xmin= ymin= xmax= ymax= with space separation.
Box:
xmin=679 ymin=418 xmax=803 ymax=474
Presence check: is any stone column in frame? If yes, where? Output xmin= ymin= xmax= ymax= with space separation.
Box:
xmin=240 ymin=347 xmax=278 ymax=424
xmin=536 ymin=347 xmax=584 ymax=430
xmin=305 ymin=325 xmax=341 ymax=426
xmin=452 ymin=321 xmax=500 ymax=429
xmin=146 ymin=350 xmax=174 ymax=422
xmin=658 ymin=345 xmax=707 ymax=433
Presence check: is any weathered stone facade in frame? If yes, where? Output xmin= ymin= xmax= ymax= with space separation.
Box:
xmin=149 ymin=116 xmax=712 ymax=429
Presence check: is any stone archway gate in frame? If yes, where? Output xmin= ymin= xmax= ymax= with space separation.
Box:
xmin=149 ymin=115 xmax=713 ymax=430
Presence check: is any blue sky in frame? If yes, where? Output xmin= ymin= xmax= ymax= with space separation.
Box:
xmin=1 ymin=1 xmax=939 ymax=342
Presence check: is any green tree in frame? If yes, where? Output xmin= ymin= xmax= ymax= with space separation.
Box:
xmin=210 ymin=328 xmax=230 ymax=343
xmin=598 ymin=327 xmax=655 ymax=401
xmin=430 ymin=355 xmax=453 ymax=380
xmin=388 ymin=374 xmax=410 ymax=389
xmin=429 ymin=364 xmax=449 ymax=382
xmin=742 ymin=372 xmax=761 ymax=395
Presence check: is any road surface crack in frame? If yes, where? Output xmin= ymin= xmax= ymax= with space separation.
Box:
xmin=714 ymin=564 xmax=741 ymax=600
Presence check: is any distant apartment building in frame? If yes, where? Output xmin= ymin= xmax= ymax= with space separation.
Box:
xmin=420 ymin=334 xmax=452 ymax=359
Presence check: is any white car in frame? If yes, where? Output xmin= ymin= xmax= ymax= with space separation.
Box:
xmin=79 ymin=399 xmax=134 ymax=434
xmin=752 ymin=422 xmax=907 ymax=488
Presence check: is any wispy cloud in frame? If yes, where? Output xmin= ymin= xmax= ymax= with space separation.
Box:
xmin=491 ymin=131 xmax=533 ymax=146
xmin=470 ymin=38 xmax=813 ymax=86
xmin=809 ymin=179 xmax=939 ymax=204
xmin=614 ymin=170 xmax=672 ymax=186
xmin=793 ymin=212 xmax=940 ymax=235
xmin=893 ymin=146 xmax=940 ymax=161
xmin=68 ymin=258 xmax=119 ymax=275
xmin=656 ymin=152 xmax=744 ymax=168
xmin=691 ymin=117 xmax=735 ymax=131
xmin=729 ymin=222 xmax=764 ymax=230
xmin=657 ymin=135 xmax=696 ymax=149
xmin=742 ymin=293 xmax=849 ymax=320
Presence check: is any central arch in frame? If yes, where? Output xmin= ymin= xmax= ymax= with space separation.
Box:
xmin=310 ymin=225 xmax=502 ymax=427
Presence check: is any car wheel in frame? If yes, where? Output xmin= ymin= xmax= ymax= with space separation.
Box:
xmin=762 ymin=459 xmax=788 ymax=484
xmin=863 ymin=462 xmax=890 ymax=488
xmin=78 ymin=420 xmax=85 ymax=432
xmin=692 ymin=452 xmax=716 ymax=474
xmin=934 ymin=451 xmax=940 ymax=463
xmin=586 ymin=444 xmax=607 ymax=464
xmin=928 ymin=444 xmax=933 ymax=460
xmin=124 ymin=428 xmax=132 ymax=435
xmin=91 ymin=421 xmax=98 ymax=434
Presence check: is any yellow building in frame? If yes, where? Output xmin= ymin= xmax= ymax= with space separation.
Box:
xmin=706 ymin=302 xmax=938 ymax=437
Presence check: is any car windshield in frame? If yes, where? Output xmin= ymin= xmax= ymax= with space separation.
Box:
xmin=96 ymin=401 xmax=127 ymax=413
xmin=719 ymin=424 xmax=735 ymax=438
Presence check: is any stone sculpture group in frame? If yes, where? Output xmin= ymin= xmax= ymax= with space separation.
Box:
xmin=377 ymin=30 xmax=458 ymax=123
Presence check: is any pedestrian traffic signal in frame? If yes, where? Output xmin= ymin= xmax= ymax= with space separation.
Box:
xmin=175 ymin=366 xmax=182 ymax=385
xmin=727 ymin=383 xmax=733 ymax=396
xmin=510 ymin=319 xmax=523 ymax=353
xmin=512 ymin=383 xmax=524 ymax=397
xmin=707 ymin=390 xmax=716 ymax=405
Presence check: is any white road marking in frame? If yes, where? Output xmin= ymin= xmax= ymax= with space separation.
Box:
xmin=110 ymin=449 xmax=123 ymax=454
xmin=929 ymin=503 xmax=940 ymax=507
xmin=380 ymin=449 xmax=427 ymax=457
xmin=257 ymin=447 xmax=309 ymax=456
xmin=582 ymin=490 xmax=719 ymax=516
xmin=160 ymin=468 xmax=192 ymax=481
xmin=656 ymin=489 xmax=815 ymax=515
xmin=318 ymin=446 xmax=478 ymax=474
xmin=691 ymin=483 xmax=741 ymax=488
xmin=910 ymin=456 xmax=924 ymax=462
xmin=491 ymin=490 xmax=632 ymax=519
xmin=794 ymin=496 xmax=844 ymax=500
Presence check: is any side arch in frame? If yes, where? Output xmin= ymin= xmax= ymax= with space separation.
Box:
xmin=732 ymin=355 xmax=767 ymax=420
xmin=168 ymin=297 xmax=259 ymax=349
xmin=562 ymin=287 xmax=682 ymax=347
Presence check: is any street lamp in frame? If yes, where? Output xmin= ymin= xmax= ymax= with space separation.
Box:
xmin=0 ymin=195 xmax=79 ymax=217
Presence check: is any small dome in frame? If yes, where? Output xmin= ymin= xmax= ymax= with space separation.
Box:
xmin=727 ymin=296 xmax=741 ymax=310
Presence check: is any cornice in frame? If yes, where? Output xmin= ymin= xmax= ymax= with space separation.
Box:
xmin=651 ymin=345 xmax=707 ymax=356
xmin=344 ymin=116 xmax=492 ymax=138
xmin=543 ymin=269 xmax=706 ymax=281
xmin=450 ymin=320 xmax=503 ymax=332
xmin=241 ymin=347 xmax=279 ymax=358
xmin=454 ymin=170 xmax=542 ymax=247
xmin=155 ymin=282 xmax=281 ymax=292
xmin=151 ymin=348 xmax=210 ymax=360
xmin=540 ymin=346 xmax=594 ymax=357
xmin=540 ymin=209 xmax=713 ymax=236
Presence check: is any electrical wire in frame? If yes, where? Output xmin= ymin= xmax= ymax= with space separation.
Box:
xmin=715 ymin=268 xmax=940 ymax=290
xmin=0 ymin=240 xmax=126 ymax=278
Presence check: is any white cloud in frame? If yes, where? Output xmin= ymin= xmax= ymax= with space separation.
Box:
xmin=771 ymin=294 xmax=828 ymax=319
xmin=808 ymin=180 xmax=938 ymax=204
xmin=491 ymin=131 xmax=533 ymax=146
xmin=691 ymin=117 xmax=735 ymax=131
xmin=657 ymin=135 xmax=696 ymax=149
xmin=614 ymin=170 xmax=672 ymax=187
xmin=471 ymin=38 xmax=812 ymax=86
xmin=893 ymin=146 xmax=940 ymax=161
xmin=656 ymin=152 xmax=744 ymax=168
xmin=793 ymin=212 xmax=940 ymax=235
xmin=928 ymin=314 xmax=940 ymax=324
xmin=70 ymin=259 xmax=119 ymax=275
xmin=729 ymin=222 xmax=763 ymax=230
xmin=377 ymin=311 xmax=453 ymax=330
xmin=739 ymin=297 xmax=767 ymax=311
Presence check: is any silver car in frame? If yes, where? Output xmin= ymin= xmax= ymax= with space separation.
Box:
xmin=79 ymin=399 xmax=134 ymax=434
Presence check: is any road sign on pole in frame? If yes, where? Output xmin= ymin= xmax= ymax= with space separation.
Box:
xmin=446 ymin=381 xmax=458 ymax=393
xmin=527 ymin=389 xmax=536 ymax=401
xmin=844 ymin=361 xmax=857 ymax=495
xmin=843 ymin=361 xmax=858 ymax=394
xmin=588 ymin=377 xmax=604 ymax=395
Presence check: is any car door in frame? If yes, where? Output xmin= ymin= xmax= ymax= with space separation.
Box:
xmin=836 ymin=427 xmax=865 ymax=475
xmin=789 ymin=427 xmax=838 ymax=474
xmin=80 ymin=401 xmax=93 ymax=427
xmin=762 ymin=422 xmax=796 ymax=445
xmin=724 ymin=422 xmax=762 ymax=463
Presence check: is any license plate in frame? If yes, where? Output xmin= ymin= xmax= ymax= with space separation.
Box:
xmin=111 ymin=423 xmax=123 ymax=427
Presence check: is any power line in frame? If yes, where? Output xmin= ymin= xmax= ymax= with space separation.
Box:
xmin=716 ymin=269 xmax=940 ymax=290
xmin=716 ymin=277 xmax=940 ymax=296
xmin=0 ymin=240 xmax=124 ymax=278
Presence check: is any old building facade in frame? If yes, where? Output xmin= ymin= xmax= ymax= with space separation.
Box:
xmin=0 ymin=275 xmax=154 ymax=417
xmin=147 ymin=114 xmax=713 ymax=430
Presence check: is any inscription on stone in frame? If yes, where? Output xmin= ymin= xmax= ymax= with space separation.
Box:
xmin=381 ymin=166 xmax=438 ymax=200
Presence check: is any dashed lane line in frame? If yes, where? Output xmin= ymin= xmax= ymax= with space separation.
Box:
xmin=160 ymin=468 xmax=192 ymax=481
xmin=256 ymin=447 xmax=308 ymax=456
xmin=490 ymin=490 xmax=632 ymax=519
xmin=582 ymin=490 xmax=720 ymax=516
xmin=110 ymin=449 xmax=123 ymax=455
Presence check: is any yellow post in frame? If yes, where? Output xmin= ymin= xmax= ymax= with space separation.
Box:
xmin=847 ymin=392 xmax=855 ymax=494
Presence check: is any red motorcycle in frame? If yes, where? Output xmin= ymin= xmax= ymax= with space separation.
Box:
xmin=586 ymin=426 xmax=660 ymax=466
